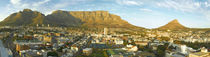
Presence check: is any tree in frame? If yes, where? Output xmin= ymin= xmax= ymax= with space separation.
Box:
xmin=47 ymin=51 xmax=58 ymax=57
xmin=156 ymin=43 xmax=169 ymax=57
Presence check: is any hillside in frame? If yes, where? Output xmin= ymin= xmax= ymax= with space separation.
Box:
xmin=157 ymin=19 xmax=188 ymax=30
xmin=0 ymin=9 xmax=143 ymax=29
xmin=0 ymin=9 xmax=45 ymax=26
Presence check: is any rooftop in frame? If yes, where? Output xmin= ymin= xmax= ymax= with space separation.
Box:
xmin=190 ymin=52 xmax=210 ymax=56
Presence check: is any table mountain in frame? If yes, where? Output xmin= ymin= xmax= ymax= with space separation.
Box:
xmin=0 ymin=9 xmax=143 ymax=29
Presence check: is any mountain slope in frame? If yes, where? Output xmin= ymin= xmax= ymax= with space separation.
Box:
xmin=0 ymin=9 xmax=45 ymax=26
xmin=68 ymin=11 xmax=136 ymax=28
xmin=157 ymin=19 xmax=188 ymax=30
xmin=0 ymin=9 xmax=143 ymax=29
xmin=45 ymin=10 xmax=82 ymax=27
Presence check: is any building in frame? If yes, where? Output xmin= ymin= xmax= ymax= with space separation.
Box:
xmin=82 ymin=48 xmax=92 ymax=55
xmin=189 ymin=47 xmax=210 ymax=57
xmin=8 ymin=49 xmax=13 ymax=57
xmin=176 ymin=45 xmax=187 ymax=54
xmin=71 ymin=46 xmax=79 ymax=52
xmin=107 ymin=50 xmax=133 ymax=57
xmin=104 ymin=28 xmax=108 ymax=35
xmin=110 ymin=55 xmax=123 ymax=57
xmin=135 ymin=41 xmax=149 ymax=46
xmin=201 ymin=47 xmax=208 ymax=53
xmin=122 ymin=45 xmax=138 ymax=52
xmin=43 ymin=36 xmax=52 ymax=42
xmin=189 ymin=52 xmax=210 ymax=57
xmin=114 ymin=39 xmax=124 ymax=44
xmin=16 ymin=44 xmax=30 ymax=56
xmin=16 ymin=44 xmax=30 ymax=52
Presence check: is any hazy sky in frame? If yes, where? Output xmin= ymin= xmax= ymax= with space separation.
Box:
xmin=0 ymin=0 xmax=210 ymax=28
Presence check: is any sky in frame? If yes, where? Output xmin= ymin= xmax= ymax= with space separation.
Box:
xmin=0 ymin=0 xmax=210 ymax=29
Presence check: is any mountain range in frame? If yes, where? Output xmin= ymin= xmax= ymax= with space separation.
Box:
xmin=0 ymin=9 xmax=206 ymax=30
xmin=0 ymin=9 xmax=140 ymax=29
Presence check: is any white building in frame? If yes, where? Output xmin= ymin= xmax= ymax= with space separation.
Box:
xmin=83 ymin=48 xmax=92 ymax=55
xmin=114 ymin=39 xmax=124 ymax=44
xmin=71 ymin=46 xmax=78 ymax=52
xmin=176 ymin=45 xmax=187 ymax=54
xmin=122 ymin=45 xmax=138 ymax=52
xmin=188 ymin=47 xmax=210 ymax=57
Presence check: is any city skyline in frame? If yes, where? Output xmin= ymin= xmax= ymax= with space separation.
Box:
xmin=0 ymin=0 xmax=210 ymax=28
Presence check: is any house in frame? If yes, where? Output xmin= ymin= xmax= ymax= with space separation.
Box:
xmin=114 ymin=39 xmax=124 ymax=44
xmin=71 ymin=45 xmax=79 ymax=52
xmin=189 ymin=47 xmax=210 ymax=57
xmin=43 ymin=36 xmax=52 ymax=42
xmin=82 ymin=48 xmax=92 ymax=55
xmin=122 ymin=45 xmax=138 ymax=52
xmin=135 ymin=41 xmax=149 ymax=46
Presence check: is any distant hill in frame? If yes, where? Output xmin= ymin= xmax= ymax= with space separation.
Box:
xmin=157 ymin=19 xmax=188 ymax=30
xmin=0 ymin=9 xmax=143 ymax=29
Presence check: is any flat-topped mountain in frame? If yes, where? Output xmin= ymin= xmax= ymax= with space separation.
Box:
xmin=157 ymin=19 xmax=188 ymax=30
xmin=0 ymin=9 xmax=143 ymax=29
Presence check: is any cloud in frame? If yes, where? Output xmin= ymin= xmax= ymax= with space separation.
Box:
xmin=156 ymin=0 xmax=210 ymax=12
xmin=54 ymin=0 xmax=93 ymax=9
xmin=204 ymin=1 xmax=210 ymax=7
xmin=4 ymin=0 xmax=94 ymax=16
xmin=155 ymin=0 xmax=210 ymax=21
xmin=54 ymin=2 xmax=70 ymax=8
xmin=33 ymin=0 xmax=50 ymax=7
xmin=204 ymin=11 xmax=210 ymax=21
xmin=10 ymin=0 xmax=21 ymax=5
xmin=0 ymin=0 xmax=52 ymax=20
xmin=7 ymin=0 xmax=53 ymax=15
xmin=139 ymin=8 xmax=152 ymax=12
xmin=9 ymin=0 xmax=51 ymax=9
xmin=116 ymin=0 xmax=143 ymax=6
xmin=156 ymin=0 xmax=201 ymax=12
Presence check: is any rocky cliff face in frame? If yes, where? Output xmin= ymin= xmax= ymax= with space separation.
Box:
xmin=69 ymin=11 xmax=134 ymax=28
xmin=0 ymin=9 xmax=142 ymax=29
xmin=45 ymin=10 xmax=82 ymax=27
xmin=157 ymin=19 xmax=188 ymax=30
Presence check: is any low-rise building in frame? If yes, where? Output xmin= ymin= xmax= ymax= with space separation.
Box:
xmin=189 ymin=47 xmax=210 ymax=57
xmin=122 ymin=45 xmax=138 ymax=52
xmin=43 ymin=36 xmax=52 ymax=42
xmin=135 ymin=41 xmax=149 ymax=46
xmin=82 ymin=48 xmax=92 ymax=55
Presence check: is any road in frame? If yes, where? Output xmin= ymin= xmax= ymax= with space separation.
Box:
xmin=0 ymin=40 xmax=9 ymax=57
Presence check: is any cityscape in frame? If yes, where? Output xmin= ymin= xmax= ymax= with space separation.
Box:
xmin=0 ymin=0 xmax=210 ymax=57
